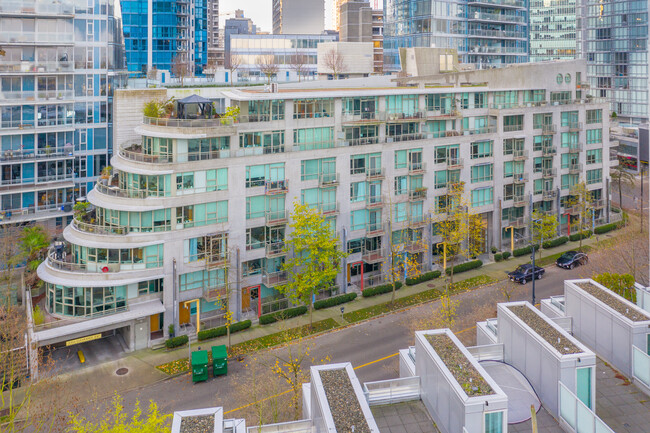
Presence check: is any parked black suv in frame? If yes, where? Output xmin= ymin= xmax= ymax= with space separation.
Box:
xmin=555 ymin=251 xmax=588 ymax=269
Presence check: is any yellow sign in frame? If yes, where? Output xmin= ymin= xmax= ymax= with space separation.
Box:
xmin=66 ymin=333 xmax=102 ymax=347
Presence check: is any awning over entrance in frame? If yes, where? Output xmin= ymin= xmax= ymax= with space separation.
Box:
xmin=35 ymin=299 xmax=165 ymax=347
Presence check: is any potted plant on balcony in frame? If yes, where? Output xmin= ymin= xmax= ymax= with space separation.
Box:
xmin=100 ymin=165 xmax=112 ymax=180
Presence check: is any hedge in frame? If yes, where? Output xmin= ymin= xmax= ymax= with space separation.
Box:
xmin=197 ymin=320 xmax=252 ymax=341
xmin=494 ymin=253 xmax=503 ymax=262
xmin=165 ymin=335 xmax=189 ymax=349
xmin=502 ymin=251 xmax=511 ymax=260
xmin=569 ymin=230 xmax=592 ymax=242
xmin=405 ymin=270 xmax=442 ymax=286
xmin=513 ymin=244 xmax=540 ymax=257
xmin=542 ymin=236 xmax=569 ymax=249
xmin=362 ymin=282 xmax=403 ymax=298
xmin=314 ymin=293 xmax=357 ymax=310
xmin=259 ymin=306 xmax=308 ymax=325
xmin=446 ymin=259 xmax=483 ymax=275
xmin=594 ymin=222 xmax=620 ymax=235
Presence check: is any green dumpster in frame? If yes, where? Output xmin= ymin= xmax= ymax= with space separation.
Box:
xmin=211 ymin=345 xmax=228 ymax=377
xmin=191 ymin=350 xmax=209 ymax=383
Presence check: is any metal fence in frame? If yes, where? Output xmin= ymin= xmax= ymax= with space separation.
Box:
xmin=363 ymin=376 xmax=421 ymax=406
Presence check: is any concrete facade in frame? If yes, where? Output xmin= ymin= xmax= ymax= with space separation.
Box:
xmin=35 ymin=59 xmax=613 ymax=349
xmin=272 ymin=0 xmax=325 ymax=35
xmin=317 ymin=42 xmax=374 ymax=78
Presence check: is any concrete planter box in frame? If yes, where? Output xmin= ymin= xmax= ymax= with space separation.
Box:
xmin=415 ymin=329 xmax=508 ymax=433
xmin=171 ymin=407 xmax=223 ymax=433
xmin=497 ymin=301 xmax=596 ymax=418
xmin=564 ymin=279 xmax=650 ymax=378
xmin=310 ymin=363 xmax=380 ymax=433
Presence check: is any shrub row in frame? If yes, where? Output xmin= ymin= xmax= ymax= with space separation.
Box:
xmin=314 ymin=293 xmax=357 ymax=310
xmin=594 ymin=222 xmax=621 ymax=235
xmin=494 ymin=253 xmax=503 ymax=262
xmin=197 ymin=320 xmax=252 ymax=341
xmin=502 ymin=251 xmax=511 ymax=260
xmin=446 ymin=259 xmax=483 ymax=275
xmin=569 ymin=230 xmax=592 ymax=242
xmin=542 ymin=236 xmax=569 ymax=249
xmin=362 ymin=282 xmax=403 ymax=298
xmin=513 ymin=244 xmax=540 ymax=257
xmin=165 ymin=335 xmax=189 ymax=349
xmin=405 ymin=270 xmax=442 ymax=286
xmin=259 ymin=306 xmax=308 ymax=325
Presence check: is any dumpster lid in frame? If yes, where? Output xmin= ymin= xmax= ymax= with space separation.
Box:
xmin=191 ymin=350 xmax=209 ymax=365
xmin=211 ymin=345 xmax=227 ymax=359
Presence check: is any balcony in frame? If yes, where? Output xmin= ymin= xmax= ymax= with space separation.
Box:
xmin=408 ymin=214 xmax=428 ymax=228
xmin=568 ymin=163 xmax=582 ymax=174
xmin=408 ymin=162 xmax=426 ymax=174
xmin=593 ymin=199 xmax=605 ymax=209
xmin=542 ymin=190 xmax=557 ymax=201
xmin=461 ymin=126 xmax=497 ymax=136
xmin=512 ymin=173 xmax=528 ymax=184
xmin=0 ymin=0 xmax=75 ymax=16
xmin=265 ymin=179 xmax=289 ymax=195
xmin=262 ymin=270 xmax=288 ymax=288
xmin=265 ymin=210 xmax=288 ymax=226
xmin=513 ymin=195 xmax=526 ymax=207
xmin=72 ymin=219 xmax=127 ymax=236
xmin=567 ymin=144 xmax=583 ymax=153
xmin=386 ymin=111 xmax=425 ymax=122
xmin=319 ymin=173 xmax=339 ymax=187
xmin=403 ymin=239 xmax=427 ymax=254
xmin=542 ymin=146 xmax=557 ymax=156
xmin=341 ymin=112 xmax=379 ymax=124
xmin=318 ymin=201 xmax=340 ymax=216
xmin=542 ymin=168 xmax=557 ymax=178
xmin=203 ymin=284 xmax=227 ymax=302
xmin=366 ymin=167 xmax=385 ymax=180
xmin=468 ymin=11 xmax=527 ymax=24
xmin=503 ymin=124 xmax=524 ymax=133
xmin=466 ymin=29 xmax=527 ymax=39
xmin=568 ymin=122 xmax=583 ymax=132
xmin=425 ymin=109 xmax=462 ymax=120
xmin=362 ymin=247 xmax=384 ymax=264
xmin=503 ymin=217 xmax=526 ymax=229
xmin=265 ymin=241 xmax=286 ymax=258
xmin=467 ymin=0 xmax=526 ymax=8
xmin=409 ymin=188 xmax=428 ymax=201
xmin=446 ymin=158 xmax=464 ymax=170
xmin=366 ymin=222 xmax=384 ymax=236
xmin=143 ymin=115 xmax=238 ymax=132
xmin=542 ymin=124 xmax=557 ymax=135
xmin=513 ymin=150 xmax=528 ymax=161
xmin=0 ymin=60 xmax=73 ymax=74
xmin=205 ymin=251 xmax=228 ymax=269
xmin=366 ymin=195 xmax=383 ymax=209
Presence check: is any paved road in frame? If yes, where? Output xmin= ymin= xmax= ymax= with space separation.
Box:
xmin=115 ymin=263 xmax=590 ymax=417
xmin=612 ymin=172 xmax=649 ymax=212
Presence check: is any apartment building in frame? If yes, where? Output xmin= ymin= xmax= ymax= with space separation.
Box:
xmin=529 ymin=0 xmax=577 ymax=62
xmin=339 ymin=1 xmax=384 ymax=74
xmin=35 ymin=58 xmax=611 ymax=350
xmin=383 ymin=0 xmax=529 ymax=72
xmin=0 ymin=0 xmax=127 ymax=229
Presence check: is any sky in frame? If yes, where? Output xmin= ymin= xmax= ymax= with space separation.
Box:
xmin=218 ymin=0 xmax=336 ymax=34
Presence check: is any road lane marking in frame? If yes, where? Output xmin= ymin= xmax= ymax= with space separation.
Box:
xmin=353 ymin=352 xmax=399 ymax=370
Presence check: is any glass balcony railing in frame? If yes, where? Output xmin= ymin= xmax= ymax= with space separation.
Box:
xmin=0 ymin=60 xmax=73 ymax=73
xmin=0 ymin=0 xmax=75 ymax=15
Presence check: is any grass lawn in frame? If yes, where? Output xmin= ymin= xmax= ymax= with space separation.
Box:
xmin=343 ymin=275 xmax=496 ymax=323
xmin=155 ymin=318 xmax=339 ymax=375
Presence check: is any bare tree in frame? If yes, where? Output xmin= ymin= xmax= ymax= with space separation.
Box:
xmin=0 ymin=225 xmax=22 ymax=305
xmin=289 ymin=52 xmax=309 ymax=82
xmin=228 ymin=54 xmax=243 ymax=86
xmin=257 ymin=55 xmax=279 ymax=85
xmin=171 ymin=53 xmax=190 ymax=87
xmin=322 ymin=48 xmax=347 ymax=79
xmin=146 ymin=66 xmax=158 ymax=81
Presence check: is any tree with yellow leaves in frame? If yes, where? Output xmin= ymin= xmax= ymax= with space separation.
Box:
xmin=566 ymin=181 xmax=594 ymax=251
xmin=278 ymin=201 xmax=347 ymax=329
xmin=530 ymin=209 xmax=559 ymax=260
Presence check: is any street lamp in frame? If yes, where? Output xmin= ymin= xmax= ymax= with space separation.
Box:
xmin=530 ymin=218 xmax=542 ymax=306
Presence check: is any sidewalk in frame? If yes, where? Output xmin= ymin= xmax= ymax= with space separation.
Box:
xmin=48 ymin=231 xmax=616 ymax=399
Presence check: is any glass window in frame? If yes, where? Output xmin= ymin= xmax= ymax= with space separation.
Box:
xmin=586 ymin=109 xmax=602 ymax=124
xmin=471 ymin=141 xmax=493 ymax=159
xmin=471 ymin=164 xmax=493 ymax=183
xmin=472 ymin=187 xmax=493 ymax=207
xmin=484 ymin=411 xmax=504 ymax=433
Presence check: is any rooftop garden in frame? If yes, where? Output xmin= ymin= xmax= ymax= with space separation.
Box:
xmin=425 ymin=333 xmax=494 ymax=397
xmin=576 ymin=281 xmax=650 ymax=322
xmin=179 ymin=415 xmax=214 ymax=433
xmin=319 ymin=368 xmax=371 ymax=433
xmin=507 ymin=305 xmax=582 ymax=355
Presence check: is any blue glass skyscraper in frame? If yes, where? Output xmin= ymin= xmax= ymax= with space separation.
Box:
xmin=383 ymin=0 xmax=529 ymax=72
xmin=121 ymin=0 xmax=208 ymax=76
xmin=0 ymin=0 xmax=127 ymax=230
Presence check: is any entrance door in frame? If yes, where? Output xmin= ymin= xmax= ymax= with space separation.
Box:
xmin=149 ymin=314 xmax=160 ymax=332
xmin=242 ymin=287 xmax=251 ymax=311
xmin=179 ymin=302 xmax=190 ymax=325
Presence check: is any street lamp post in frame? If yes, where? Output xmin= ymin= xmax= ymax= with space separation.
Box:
xmin=530 ymin=218 xmax=542 ymax=306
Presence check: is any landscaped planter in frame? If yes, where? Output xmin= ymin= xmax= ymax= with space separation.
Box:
xmin=309 ymin=363 xmax=379 ymax=433
xmin=171 ymin=407 xmax=223 ymax=433
xmin=497 ymin=301 xmax=596 ymax=418
xmin=564 ymin=279 xmax=650 ymax=380
xmin=414 ymin=329 xmax=508 ymax=433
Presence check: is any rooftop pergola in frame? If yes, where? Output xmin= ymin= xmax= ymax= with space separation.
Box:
xmin=176 ymin=94 xmax=213 ymax=119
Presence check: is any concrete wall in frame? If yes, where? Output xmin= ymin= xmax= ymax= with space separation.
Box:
xmin=340 ymin=1 xmax=373 ymax=43
xmin=113 ymin=89 xmax=167 ymax=152
xmin=564 ymin=279 xmax=650 ymax=378
xmin=399 ymin=348 xmax=416 ymax=378
xmin=476 ymin=321 xmax=498 ymax=346
xmin=317 ymin=42 xmax=374 ymax=76
xmin=415 ymin=330 xmax=508 ymax=433
xmin=497 ymin=302 xmax=596 ymax=417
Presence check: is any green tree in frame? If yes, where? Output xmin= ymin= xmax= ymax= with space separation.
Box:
xmin=68 ymin=394 xmax=170 ymax=433
xmin=434 ymin=183 xmax=484 ymax=293
xmin=278 ymin=202 xmax=346 ymax=328
xmin=530 ymin=209 xmax=559 ymax=260
xmin=610 ymin=164 xmax=635 ymax=210
xmin=593 ymin=272 xmax=635 ymax=302
xmin=18 ymin=225 xmax=50 ymax=292
xmin=566 ymin=182 xmax=594 ymax=251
